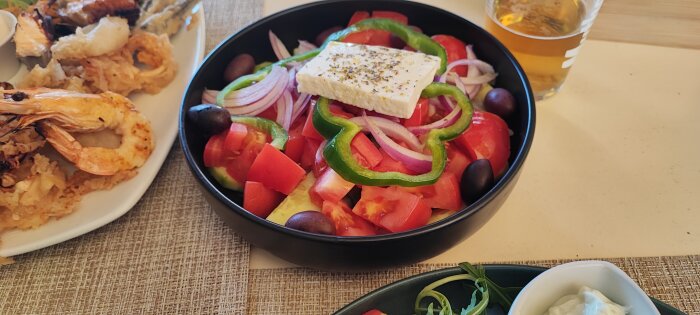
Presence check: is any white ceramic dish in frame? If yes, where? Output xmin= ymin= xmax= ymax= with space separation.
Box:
xmin=509 ymin=260 xmax=660 ymax=315
xmin=0 ymin=10 xmax=19 ymax=81
xmin=0 ymin=7 xmax=206 ymax=257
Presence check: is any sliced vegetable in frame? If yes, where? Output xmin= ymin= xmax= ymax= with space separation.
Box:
xmin=207 ymin=166 xmax=243 ymax=191
xmin=230 ymin=116 xmax=288 ymax=150
xmin=267 ymin=173 xmax=319 ymax=225
xmin=247 ymin=143 xmax=306 ymax=194
xmin=452 ymin=111 xmax=510 ymax=178
xmin=421 ymin=172 xmax=462 ymax=211
xmin=352 ymin=186 xmax=431 ymax=233
xmin=310 ymin=168 xmax=355 ymax=203
xmin=313 ymin=83 xmax=473 ymax=187
xmin=432 ymin=35 xmax=468 ymax=76
xmin=445 ymin=144 xmax=472 ymax=178
xmin=371 ymin=11 xmax=408 ymax=25
xmin=350 ymin=132 xmax=383 ymax=168
xmin=203 ymin=132 xmax=226 ymax=167
xmin=403 ymin=98 xmax=430 ymax=127
xmin=322 ymin=200 xmax=377 ymax=236
xmin=223 ymin=122 xmax=248 ymax=154
xmin=244 ymin=181 xmax=284 ymax=217
xmin=283 ymin=124 xmax=305 ymax=163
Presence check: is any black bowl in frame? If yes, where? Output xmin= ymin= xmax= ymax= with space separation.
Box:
xmin=333 ymin=265 xmax=685 ymax=314
xmin=179 ymin=0 xmax=535 ymax=270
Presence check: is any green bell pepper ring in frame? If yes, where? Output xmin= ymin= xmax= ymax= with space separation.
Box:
xmin=217 ymin=18 xmax=448 ymax=105
xmin=313 ymin=83 xmax=473 ymax=187
xmin=230 ymin=116 xmax=288 ymax=150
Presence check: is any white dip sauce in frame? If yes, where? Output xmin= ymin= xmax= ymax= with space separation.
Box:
xmin=0 ymin=19 xmax=9 ymax=41
xmin=544 ymin=286 xmax=628 ymax=315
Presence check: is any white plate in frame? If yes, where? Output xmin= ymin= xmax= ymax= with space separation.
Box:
xmin=0 ymin=7 xmax=206 ymax=257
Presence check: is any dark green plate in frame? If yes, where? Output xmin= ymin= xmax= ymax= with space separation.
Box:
xmin=334 ymin=265 xmax=686 ymax=315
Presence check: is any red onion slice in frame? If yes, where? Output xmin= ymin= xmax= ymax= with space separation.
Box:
xmin=408 ymin=105 xmax=461 ymax=136
xmin=363 ymin=112 xmax=432 ymax=173
xmin=295 ymin=40 xmax=318 ymax=55
xmin=202 ymin=89 xmax=218 ymax=104
xmin=224 ymin=67 xmax=289 ymax=116
xmin=348 ymin=116 xmax=422 ymax=151
xmin=275 ymin=90 xmax=294 ymax=130
xmin=291 ymin=93 xmax=312 ymax=123
xmin=316 ymin=139 xmax=327 ymax=165
xmin=439 ymin=59 xmax=496 ymax=83
xmin=222 ymin=65 xmax=285 ymax=105
xmin=465 ymin=45 xmax=484 ymax=101
xmin=269 ymin=31 xmax=292 ymax=60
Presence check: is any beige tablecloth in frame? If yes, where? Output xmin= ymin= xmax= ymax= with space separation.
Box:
xmin=1 ymin=1 xmax=699 ymax=314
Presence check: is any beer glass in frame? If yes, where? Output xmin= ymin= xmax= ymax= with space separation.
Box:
xmin=485 ymin=0 xmax=604 ymax=100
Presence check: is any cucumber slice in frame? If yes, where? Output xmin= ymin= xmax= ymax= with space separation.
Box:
xmin=208 ymin=167 xmax=243 ymax=191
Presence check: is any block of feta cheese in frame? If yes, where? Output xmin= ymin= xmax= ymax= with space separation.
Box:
xmin=296 ymin=41 xmax=441 ymax=119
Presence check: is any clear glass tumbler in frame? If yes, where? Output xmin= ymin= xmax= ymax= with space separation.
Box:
xmin=485 ymin=0 xmax=604 ymax=100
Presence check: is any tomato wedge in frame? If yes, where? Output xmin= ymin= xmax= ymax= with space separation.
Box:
xmin=243 ymin=181 xmax=284 ymax=217
xmin=372 ymin=151 xmax=420 ymax=175
xmin=351 ymin=132 xmax=382 ymax=168
xmin=284 ymin=123 xmax=305 ymax=163
xmin=348 ymin=11 xmax=370 ymax=26
xmin=453 ymin=111 xmax=510 ymax=178
xmin=421 ymin=172 xmax=463 ymax=211
xmin=310 ymin=168 xmax=355 ymax=203
xmin=402 ymin=98 xmax=430 ymax=127
xmin=371 ymin=11 xmax=408 ymax=25
xmin=203 ymin=132 xmax=226 ymax=167
xmin=223 ymin=122 xmax=248 ymax=154
xmin=432 ymin=35 xmax=469 ymax=76
xmin=301 ymin=138 xmax=321 ymax=171
xmin=352 ymin=186 xmax=431 ymax=233
xmin=247 ymin=143 xmax=306 ymax=194
xmin=445 ymin=143 xmax=472 ymax=178
xmin=322 ymin=201 xmax=376 ymax=236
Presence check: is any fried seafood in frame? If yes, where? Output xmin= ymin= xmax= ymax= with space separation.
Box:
xmin=20 ymin=19 xmax=177 ymax=96
xmin=14 ymin=12 xmax=51 ymax=58
xmin=51 ymin=16 xmax=130 ymax=60
xmin=0 ymin=153 xmax=137 ymax=233
xmin=0 ymin=88 xmax=154 ymax=176
xmin=52 ymin=0 xmax=141 ymax=27
xmin=0 ymin=116 xmax=45 ymax=175
xmin=80 ymin=30 xmax=177 ymax=95
xmin=138 ymin=0 xmax=199 ymax=37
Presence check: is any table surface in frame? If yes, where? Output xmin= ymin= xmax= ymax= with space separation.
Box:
xmin=2 ymin=0 xmax=699 ymax=314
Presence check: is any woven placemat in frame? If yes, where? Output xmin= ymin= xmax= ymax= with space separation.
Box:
xmin=0 ymin=1 xmax=262 ymax=313
xmin=248 ymin=255 xmax=700 ymax=315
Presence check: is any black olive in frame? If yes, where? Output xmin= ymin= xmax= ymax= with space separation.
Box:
xmin=484 ymin=88 xmax=516 ymax=119
xmin=460 ymin=159 xmax=495 ymax=204
xmin=187 ymin=104 xmax=231 ymax=135
xmin=285 ymin=211 xmax=336 ymax=235
xmin=223 ymin=54 xmax=255 ymax=82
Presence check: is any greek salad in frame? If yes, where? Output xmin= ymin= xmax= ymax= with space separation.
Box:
xmin=187 ymin=11 xmax=516 ymax=237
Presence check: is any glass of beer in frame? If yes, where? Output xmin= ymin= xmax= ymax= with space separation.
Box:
xmin=485 ymin=0 xmax=604 ymax=100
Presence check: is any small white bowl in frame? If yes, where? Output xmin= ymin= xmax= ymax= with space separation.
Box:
xmin=509 ymin=260 xmax=660 ymax=315
xmin=0 ymin=10 xmax=20 ymax=81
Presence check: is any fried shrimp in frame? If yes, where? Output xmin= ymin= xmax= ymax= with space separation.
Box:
xmin=81 ymin=31 xmax=177 ymax=95
xmin=0 ymin=89 xmax=155 ymax=176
